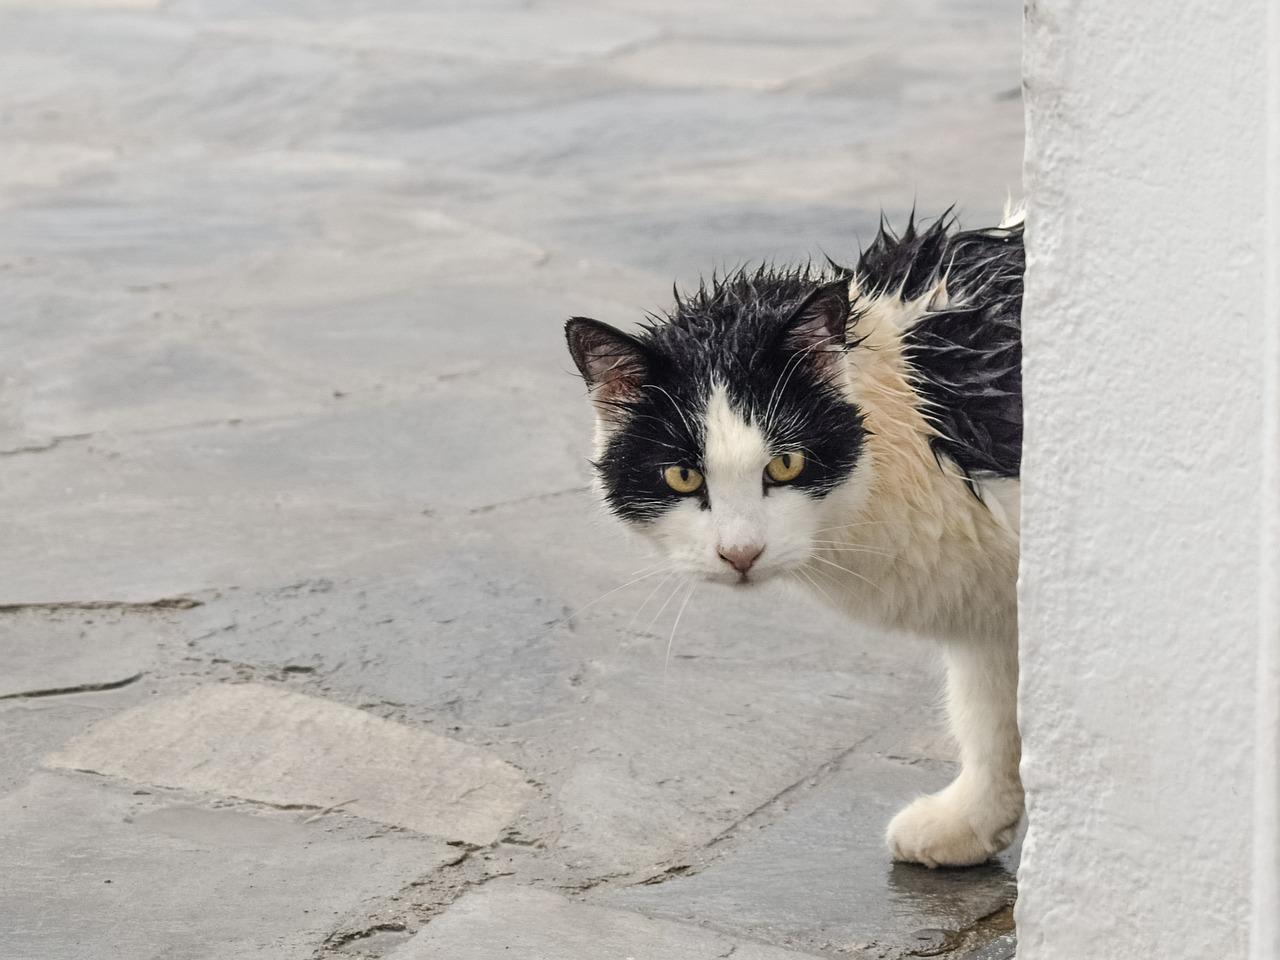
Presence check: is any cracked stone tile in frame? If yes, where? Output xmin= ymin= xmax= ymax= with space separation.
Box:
xmin=0 ymin=606 xmax=179 ymax=700
xmin=388 ymin=883 xmax=826 ymax=960
xmin=45 ymin=683 xmax=537 ymax=844
xmin=0 ymin=377 xmax=592 ymax=600
xmin=599 ymin=754 xmax=1019 ymax=958
xmin=0 ymin=772 xmax=454 ymax=960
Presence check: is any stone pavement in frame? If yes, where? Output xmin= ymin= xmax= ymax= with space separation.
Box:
xmin=0 ymin=1 xmax=1023 ymax=957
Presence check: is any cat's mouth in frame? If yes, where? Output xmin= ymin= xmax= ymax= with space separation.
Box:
xmin=698 ymin=567 xmax=759 ymax=587
xmin=717 ymin=566 xmax=778 ymax=587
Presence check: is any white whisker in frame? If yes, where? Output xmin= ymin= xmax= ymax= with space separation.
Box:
xmin=663 ymin=579 xmax=699 ymax=680
xmin=541 ymin=565 xmax=667 ymax=638
xmin=643 ymin=384 xmax=699 ymax=441
xmin=645 ymin=574 xmax=690 ymax=635
xmin=811 ymin=519 xmax=899 ymax=534
xmin=627 ymin=571 xmax=676 ymax=631
xmin=807 ymin=554 xmax=887 ymax=595
xmin=792 ymin=567 xmax=838 ymax=609
xmin=809 ymin=539 xmax=896 ymax=554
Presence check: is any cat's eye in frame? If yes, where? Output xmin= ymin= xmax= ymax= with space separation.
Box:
xmin=663 ymin=465 xmax=704 ymax=494
xmin=765 ymin=452 xmax=805 ymax=484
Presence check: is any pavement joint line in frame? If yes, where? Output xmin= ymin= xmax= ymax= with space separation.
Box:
xmin=1 ymin=405 xmax=421 ymax=456
xmin=0 ymin=672 xmax=145 ymax=702
xmin=313 ymin=841 xmax=512 ymax=958
xmin=0 ymin=433 xmax=92 ymax=456
xmin=0 ymin=597 xmax=202 ymax=612
xmin=467 ymin=485 xmax=592 ymax=514
xmin=614 ymin=732 xmax=961 ymax=894
xmin=318 ymin=921 xmax=408 ymax=952
xmin=689 ymin=727 xmax=892 ymax=860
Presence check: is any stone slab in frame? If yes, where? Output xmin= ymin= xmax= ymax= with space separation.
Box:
xmin=601 ymin=754 xmax=1019 ymax=958
xmin=46 ymin=683 xmax=536 ymax=845
xmin=390 ymin=884 xmax=825 ymax=960
xmin=0 ymin=772 xmax=454 ymax=960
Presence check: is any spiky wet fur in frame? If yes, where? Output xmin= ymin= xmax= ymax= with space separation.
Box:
xmin=565 ymin=206 xmax=1025 ymax=868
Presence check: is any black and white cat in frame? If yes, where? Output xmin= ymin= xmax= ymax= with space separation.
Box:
xmin=565 ymin=207 xmax=1024 ymax=868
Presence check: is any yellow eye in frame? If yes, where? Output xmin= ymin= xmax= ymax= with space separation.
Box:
xmin=663 ymin=465 xmax=704 ymax=494
xmin=765 ymin=451 xmax=805 ymax=483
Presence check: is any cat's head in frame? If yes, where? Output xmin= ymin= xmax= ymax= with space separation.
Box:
xmin=565 ymin=270 xmax=869 ymax=585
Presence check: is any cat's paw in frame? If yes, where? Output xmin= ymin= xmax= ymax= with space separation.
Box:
xmin=885 ymin=791 xmax=1018 ymax=869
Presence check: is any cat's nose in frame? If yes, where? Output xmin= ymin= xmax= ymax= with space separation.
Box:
xmin=718 ymin=544 xmax=763 ymax=574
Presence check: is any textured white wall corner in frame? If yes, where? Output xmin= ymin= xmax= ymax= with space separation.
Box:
xmin=1253 ymin=0 xmax=1280 ymax=955
xmin=1018 ymin=1 xmax=1276 ymax=958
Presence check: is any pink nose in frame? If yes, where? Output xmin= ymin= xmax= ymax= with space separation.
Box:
xmin=718 ymin=544 xmax=763 ymax=574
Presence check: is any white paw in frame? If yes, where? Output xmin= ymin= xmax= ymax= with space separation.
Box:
xmin=885 ymin=790 xmax=1019 ymax=868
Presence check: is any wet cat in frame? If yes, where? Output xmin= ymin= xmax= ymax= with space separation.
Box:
xmin=564 ymin=207 xmax=1024 ymax=868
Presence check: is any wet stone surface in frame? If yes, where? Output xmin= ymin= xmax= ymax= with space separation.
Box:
xmin=600 ymin=755 xmax=1021 ymax=957
xmin=390 ymin=884 xmax=828 ymax=960
xmin=0 ymin=773 xmax=455 ymax=960
xmin=0 ymin=0 xmax=1023 ymax=957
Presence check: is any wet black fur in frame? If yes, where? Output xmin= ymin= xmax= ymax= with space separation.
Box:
xmin=565 ymin=209 xmax=1023 ymax=522
xmin=856 ymin=210 xmax=1024 ymax=481
xmin=567 ymin=271 xmax=866 ymax=522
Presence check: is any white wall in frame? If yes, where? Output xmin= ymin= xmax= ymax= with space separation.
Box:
xmin=1019 ymin=1 xmax=1278 ymax=958
xmin=1254 ymin=2 xmax=1280 ymax=955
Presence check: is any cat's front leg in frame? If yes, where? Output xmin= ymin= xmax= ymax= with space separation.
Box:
xmin=886 ymin=629 xmax=1023 ymax=868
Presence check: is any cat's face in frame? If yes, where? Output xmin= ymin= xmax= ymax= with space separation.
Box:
xmin=566 ymin=275 xmax=868 ymax=586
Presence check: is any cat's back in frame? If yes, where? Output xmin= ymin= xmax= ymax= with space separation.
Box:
xmin=853 ymin=209 xmax=1024 ymax=484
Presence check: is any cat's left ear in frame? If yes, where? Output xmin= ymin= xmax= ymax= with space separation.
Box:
xmin=780 ymin=278 xmax=851 ymax=364
xmin=565 ymin=317 xmax=650 ymax=415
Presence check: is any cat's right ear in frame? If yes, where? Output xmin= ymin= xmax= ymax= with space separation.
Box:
xmin=565 ymin=317 xmax=649 ymax=418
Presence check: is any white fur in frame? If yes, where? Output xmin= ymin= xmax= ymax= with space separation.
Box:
xmin=644 ymin=385 xmax=832 ymax=584
xmin=591 ymin=287 xmax=1023 ymax=868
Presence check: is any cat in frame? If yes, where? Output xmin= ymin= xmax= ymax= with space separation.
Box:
xmin=564 ymin=206 xmax=1024 ymax=868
